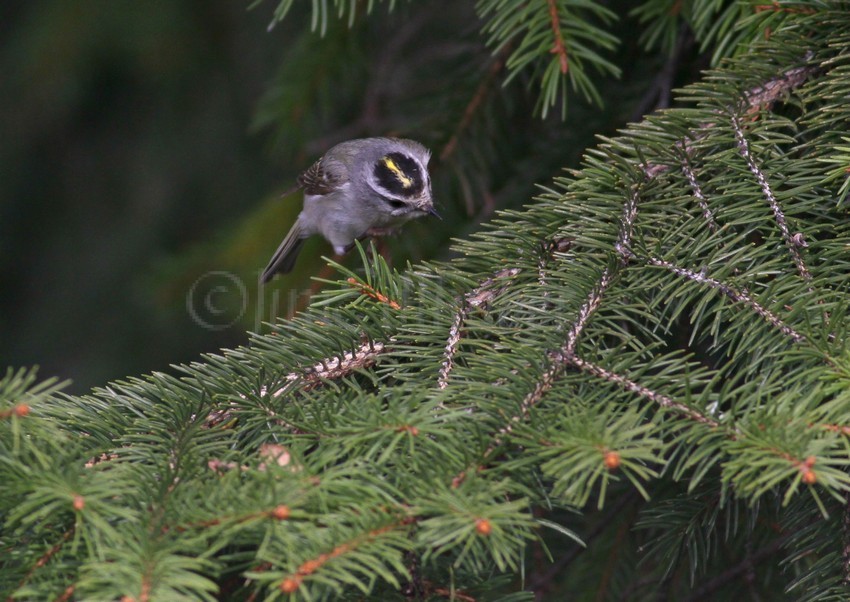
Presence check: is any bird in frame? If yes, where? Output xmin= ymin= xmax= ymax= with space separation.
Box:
xmin=261 ymin=137 xmax=439 ymax=283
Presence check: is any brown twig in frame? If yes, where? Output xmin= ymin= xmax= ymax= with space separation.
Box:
xmin=440 ymin=50 xmax=508 ymax=163
xmin=754 ymin=2 xmax=816 ymax=14
xmin=347 ymin=278 xmax=401 ymax=310
xmin=431 ymin=587 xmax=477 ymax=602
xmin=566 ymin=182 xmax=638 ymax=355
xmin=277 ymin=516 xmax=416 ymax=593
xmin=683 ymin=536 xmax=788 ymax=602
xmin=546 ymin=0 xmax=569 ymax=74
xmin=10 ymin=527 xmax=75 ymax=602
xmin=538 ymin=237 xmax=574 ymax=293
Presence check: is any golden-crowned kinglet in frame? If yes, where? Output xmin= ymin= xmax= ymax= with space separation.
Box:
xmin=261 ymin=137 xmax=439 ymax=282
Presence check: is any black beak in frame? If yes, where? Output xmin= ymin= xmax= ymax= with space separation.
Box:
xmin=427 ymin=207 xmax=442 ymax=220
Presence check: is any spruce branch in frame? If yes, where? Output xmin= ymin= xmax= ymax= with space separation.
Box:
xmin=206 ymin=339 xmax=390 ymax=429
xmin=438 ymin=268 xmax=521 ymax=390
xmin=741 ymin=58 xmax=815 ymax=112
xmin=844 ymin=490 xmax=850 ymax=585
xmin=266 ymin=339 xmax=388 ymax=397
xmin=567 ymin=355 xmax=719 ymax=427
xmin=564 ymin=266 xmax=616 ymax=357
xmin=275 ymin=515 xmax=416 ymax=594
xmin=346 ymin=278 xmax=401 ymax=310
xmin=10 ymin=527 xmax=76 ymax=601
xmin=643 ymin=61 xmax=818 ymax=179
xmin=644 ymin=256 xmax=805 ymax=342
xmin=731 ymin=113 xmax=812 ymax=282
xmin=753 ymin=3 xmax=817 ymax=17
xmin=8 ymin=10 xmax=850 ymax=600
xmin=681 ymin=159 xmax=719 ymax=232
xmin=462 ymin=183 xmax=647 ymax=471
xmin=476 ymin=0 xmax=619 ymax=117
xmin=567 ymin=181 xmax=638 ymax=355
xmin=681 ymin=536 xmax=788 ymax=602
xmin=537 ymin=236 xmax=574 ymax=305
xmin=545 ymin=0 xmax=569 ymax=75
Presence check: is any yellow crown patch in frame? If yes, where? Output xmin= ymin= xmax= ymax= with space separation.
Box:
xmin=382 ymin=156 xmax=415 ymax=189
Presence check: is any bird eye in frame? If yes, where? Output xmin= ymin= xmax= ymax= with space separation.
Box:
xmin=386 ymin=199 xmax=406 ymax=210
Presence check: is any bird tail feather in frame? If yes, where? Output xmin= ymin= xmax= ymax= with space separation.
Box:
xmin=261 ymin=221 xmax=306 ymax=283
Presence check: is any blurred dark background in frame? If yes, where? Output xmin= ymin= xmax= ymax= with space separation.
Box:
xmin=0 ymin=1 xmax=701 ymax=393
xmin=1 ymin=1 xmax=284 ymax=392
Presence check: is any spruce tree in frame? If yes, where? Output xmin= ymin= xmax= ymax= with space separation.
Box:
xmin=4 ymin=2 xmax=850 ymax=600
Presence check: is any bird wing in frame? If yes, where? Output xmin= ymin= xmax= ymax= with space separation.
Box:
xmin=297 ymin=155 xmax=348 ymax=196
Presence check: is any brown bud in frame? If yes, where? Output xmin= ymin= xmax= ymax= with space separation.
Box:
xmin=604 ymin=451 xmax=621 ymax=470
xmin=280 ymin=577 xmax=300 ymax=593
xmin=475 ymin=518 xmax=492 ymax=536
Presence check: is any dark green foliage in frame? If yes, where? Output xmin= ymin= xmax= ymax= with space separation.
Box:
xmin=5 ymin=3 xmax=850 ymax=601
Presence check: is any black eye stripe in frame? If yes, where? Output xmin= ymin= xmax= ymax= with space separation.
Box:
xmin=374 ymin=152 xmax=424 ymax=197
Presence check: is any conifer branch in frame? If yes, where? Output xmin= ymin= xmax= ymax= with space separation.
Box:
xmin=438 ymin=268 xmax=521 ymax=390
xmin=346 ymin=278 xmax=401 ymax=310
xmin=567 ymin=354 xmax=719 ymax=426
xmin=471 ymin=186 xmax=643 ymax=463
xmin=643 ymin=61 xmax=818 ymax=179
xmin=616 ymin=182 xmax=639 ymax=262
xmin=55 ymin=585 xmax=75 ymax=602
xmin=276 ymin=516 xmax=416 ymax=593
xmin=732 ymin=114 xmax=812 ymax=281
xmin=567 ymin=183 xmax=638 ymax=355
xmin=546 ymin=0 xmax=569 ymax=75
xmin=844 ymin=490 xmax=850 ymax=584
xmin=538 ymin=237 xmax=574 ymax=303
xmin=682 ymin=536 xmax=788 ymax=602
xmin=210 ymin=340 xmax=389 ymax=430
xmin=564 ymin=268 xmax=614 ymax=357
xmin=9 ymin=10 xmax=850 ymax=598
xmin=681 ymin=159 xmax=719 ymax=232
xmin=11 ymin=527 xmax=75 ymax=601
xmin=753 ymin=3 xmax=817 ymax=15
xmin=645 ymin=256 xmax=805 ymax=342
xmin=742 ymin=59 xmax=815 ymax=113
xmin=267 ymin=340 xmax=388 ymax=397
